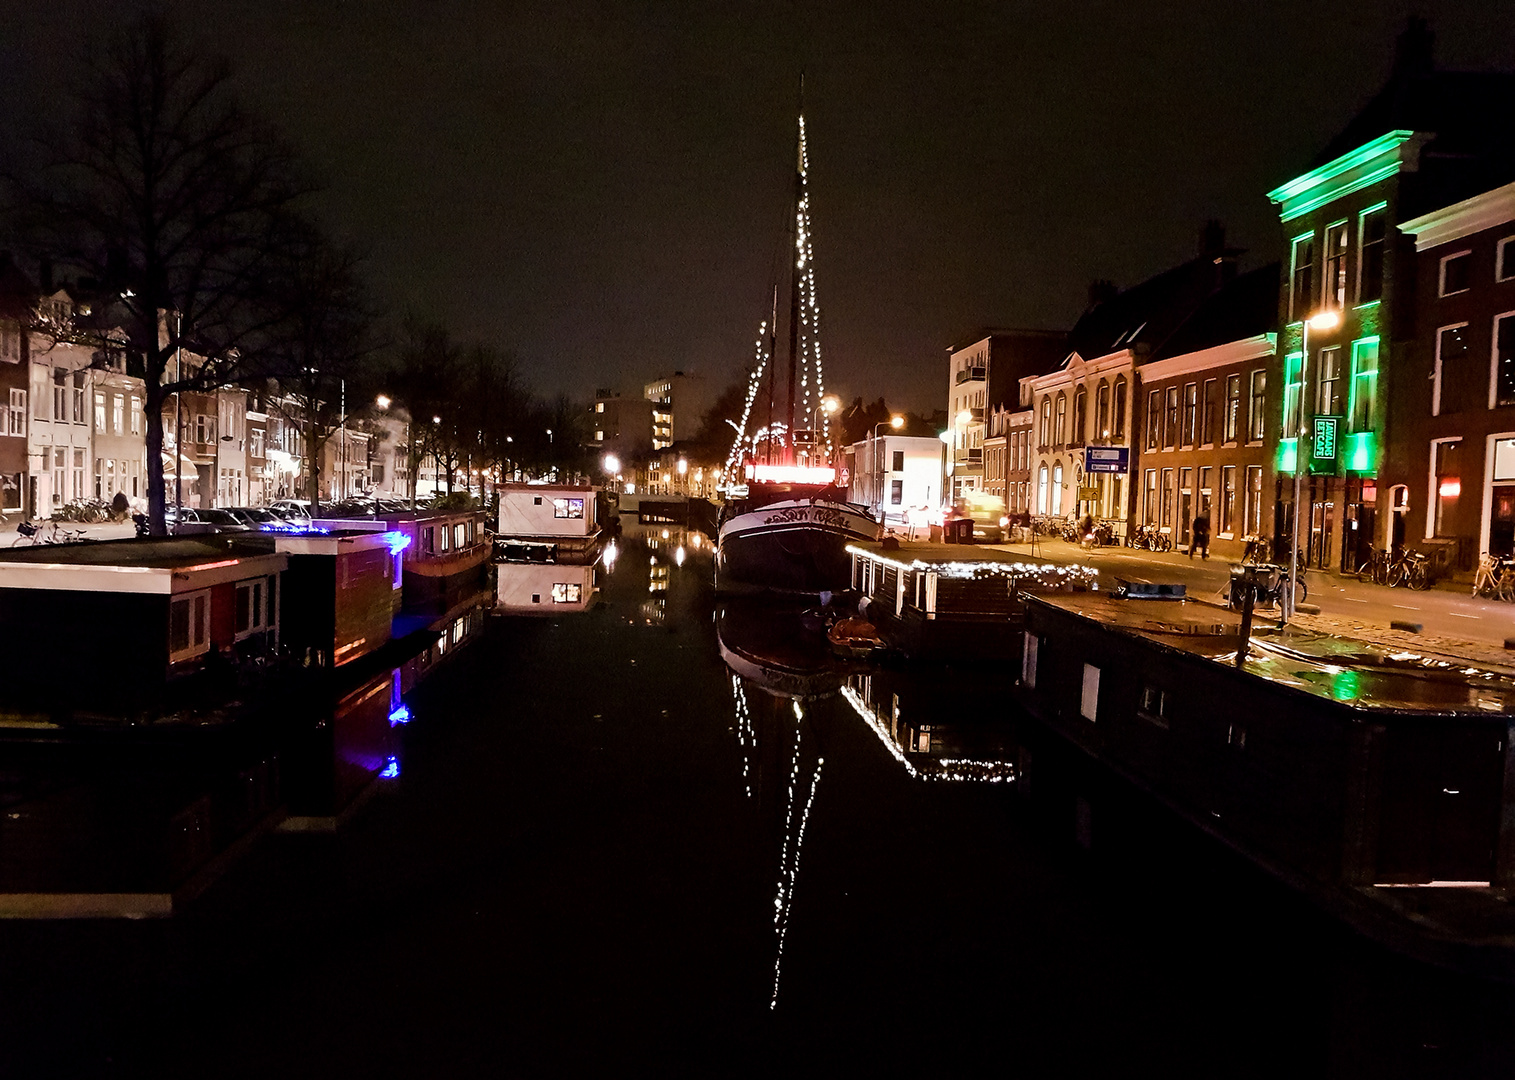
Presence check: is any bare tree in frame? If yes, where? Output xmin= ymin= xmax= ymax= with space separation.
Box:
xmin=255 ymin=219 xmax=379 ymax=516
xmin=3 ymin=13 xmax=310 ymax=533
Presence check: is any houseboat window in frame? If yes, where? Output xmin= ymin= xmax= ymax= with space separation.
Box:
xmin=1021 ymin=633 xmax=1039 ymax=688
xmin=552 ymin=582 xmax=582 ymax=604
xmin=454 ymin=522 xmax=466 ymax=548
xmin=554 ymin=498 xmax=585 ymax=519
xmin=235 ymin=578 xmax=271 ymax=639
xmin=169 ymin=590 xmax=211 ymax=662
xmin=1138 ymin=685 xmax=1168 ymax=727
xmin=1080 ymin=664 xmax=1100 ymax=722
xmin=439 ymin=525 xmax=451 ymax=552
xmin=891 ymin=479 xmax=903 ymax=504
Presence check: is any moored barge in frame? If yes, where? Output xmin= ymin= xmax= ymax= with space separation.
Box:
xmin=1016 ymin=590 xmax=1515 ymax=977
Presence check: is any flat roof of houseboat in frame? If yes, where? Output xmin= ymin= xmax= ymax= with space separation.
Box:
xmin=0 ymin=536 xmax=275 ymax=570
xmin=849 ymin=540 xmax=1097 ymax=568
xmin=1031 ymin=592 xmax=1515 ymax=717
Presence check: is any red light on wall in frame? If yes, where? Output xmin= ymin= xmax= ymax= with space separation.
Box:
xmin=1438 ymin=478 xmax=1461 ymax=498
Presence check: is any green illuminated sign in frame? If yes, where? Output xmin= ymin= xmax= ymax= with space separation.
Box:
xmin=1312 ymin=416 xmax=1339 ymax=462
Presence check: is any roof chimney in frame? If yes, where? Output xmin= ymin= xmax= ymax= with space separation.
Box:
xmin=1393 ymin=15 xmax=1434 ymax=80
xmin=1086 ymin=279 xmax=1118 ymax=310
xmin=1198 ymin=220 xmax=1226 ymax=259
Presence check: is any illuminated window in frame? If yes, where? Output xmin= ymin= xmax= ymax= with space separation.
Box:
xmin=1350 ymin=339 xmax=1379 ymax=430
xmin=1220 ymin=466 xmax=1236 ymax=534
xmin=551 ymin=582 xmax=583 ymax=604
xmin=1245 ymin=466 xmax=1263 ymax=535
xmin=1324 ymin=221 xmax=1348 ymax=310
xmin=6 ymin=389 xmax=23 ymax=435
xmin=1182 ymin=382 xmax=1197 ymax=446
xmin=553 ymin=497 xmax=585 ymax=519
xmin=94 ymin=392 xmax=105 ymax=432
xmin=1433 ymin=440 xmax=1461 ymax=536
xmin=1318 ymin=348 xmax=1345 ymax=415
xmin=1224 ymin=375 xmax=1241 ymax=442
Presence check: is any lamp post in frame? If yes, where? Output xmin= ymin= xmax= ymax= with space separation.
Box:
xmin=872 ymin=414 xmax=904 ymax=519
xmin=1285 ymin=309 xmax=1341 ymax=620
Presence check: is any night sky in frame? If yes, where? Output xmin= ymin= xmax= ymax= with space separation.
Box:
xmin=4 ymin=0 xmax=1515 ymax=413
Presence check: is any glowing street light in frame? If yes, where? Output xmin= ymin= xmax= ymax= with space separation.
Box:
xmin=1285 ymin=308 xmax=1343 ymax=620
xmin=604 ymin=453 xmax=620 ymax=474
xmin=375 ymin=394 xmax=391 ymax=410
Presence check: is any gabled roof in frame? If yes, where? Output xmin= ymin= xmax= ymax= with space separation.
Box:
xmin=1148 ymin=263 xmax=1280 ymax=362
xmin=1066 ymin=250 xmax=1241 ymax=362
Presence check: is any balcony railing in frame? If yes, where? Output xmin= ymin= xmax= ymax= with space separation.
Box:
xmin=956 ymin=367 xmax=987 ymax=385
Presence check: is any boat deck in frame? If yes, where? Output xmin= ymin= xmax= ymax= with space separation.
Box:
xmin=1034 ymin=592 xmax=1515 ymax=718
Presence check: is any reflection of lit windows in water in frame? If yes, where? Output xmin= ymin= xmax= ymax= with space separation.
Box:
xmin=552 ymin=582 xmax=582 ymax=604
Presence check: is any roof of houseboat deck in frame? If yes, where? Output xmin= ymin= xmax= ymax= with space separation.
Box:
xmin=0 ymin=536 xmax=282 ymax=570
xmin=1030 ymin=592 xmax=1515 ymax=718
xmin=849 ymin=540 xmax=1091 ymax=567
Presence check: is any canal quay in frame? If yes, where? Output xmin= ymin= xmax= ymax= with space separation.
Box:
xmin=0 ymin=527 xmax=1512 ymax=1076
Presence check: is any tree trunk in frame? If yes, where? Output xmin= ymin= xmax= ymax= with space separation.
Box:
xmin=145 ymin=383 xmax=169 ymax=536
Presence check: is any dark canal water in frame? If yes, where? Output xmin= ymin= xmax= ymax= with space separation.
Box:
xmin=2 ymin=522 xmax=1515 ymax=1077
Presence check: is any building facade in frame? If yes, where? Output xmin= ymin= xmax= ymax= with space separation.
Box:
xmin=945 ymin=329 xmax=1066 ymax=498
xmin=846 ymin=434 xmax=944 ymax=523
xmin=1389 ymin=179 xmax=1515 ymax=564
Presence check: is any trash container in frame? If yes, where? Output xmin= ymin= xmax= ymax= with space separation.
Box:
xmin=945 ymin=518 xmax=973 ymax=544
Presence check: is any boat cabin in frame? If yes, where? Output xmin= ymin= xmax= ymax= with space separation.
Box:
xmin=847 ymin=541 xmax=1097 ymax=660
xmin=274 ymin=530 xmax=407 ymax=668
xmin=315 ymin=508 xmax=490 ymax=608
xmin=496 ymin=482 xmax=602 ymax=561
xmin=0 ymin=536 xmax=287 ymax=716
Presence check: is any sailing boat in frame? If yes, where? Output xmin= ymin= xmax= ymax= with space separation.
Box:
xmin=715 ymin=101 xmax=878 ymax=595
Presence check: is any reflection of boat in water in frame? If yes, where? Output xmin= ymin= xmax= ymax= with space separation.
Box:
xmin=494 ymin=560 xmax=600 ymax=615
xmin=840 ymin=669 xmax=1018 ymax=784
xmin=715 ymin=96 xmax=877 ymax=596
xmin=716 ymin=601 xmax=846 ymax=701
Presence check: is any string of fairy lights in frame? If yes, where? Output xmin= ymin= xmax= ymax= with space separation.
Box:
xmin=724 ymin=110 xmax=832 ymax=480
xmin=771 ymin=700 xmax=823 ymax=1011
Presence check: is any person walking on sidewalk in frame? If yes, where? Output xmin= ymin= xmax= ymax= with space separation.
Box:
xmin=1190 ymin=513 xmax=1210 ymax=560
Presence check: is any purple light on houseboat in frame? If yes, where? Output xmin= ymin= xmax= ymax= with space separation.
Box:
xmin=388 ymin=705 xmax=412 ymax=727
xmin=381 ymin=531 xmax=412 ymax=556
xmin=380 ymin=756 xmax=401 ymax=780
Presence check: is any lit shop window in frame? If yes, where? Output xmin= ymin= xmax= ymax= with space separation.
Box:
xmin=553 ymin=498 xmax=584 ymax=519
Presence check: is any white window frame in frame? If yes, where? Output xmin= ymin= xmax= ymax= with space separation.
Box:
xmin=6 ymin=389 xmax=23 ymax=436
xmin=1497 ymin=237 xmax=1515 ymax=283
xmin=1491 ymin=310 xmax=1515 ymax=411
xmin=1439 ymin=249 xmax=1473 ymax=298
xmin=233 ymin=576 xmax=274 ymax=641
xmin=1482 ymin=433 xmax=1515 ymax=556
xmin=169 ymin=588 xmax=212 ymax=663
xmin=1433 ymin=322 xmax=1469 ymax=416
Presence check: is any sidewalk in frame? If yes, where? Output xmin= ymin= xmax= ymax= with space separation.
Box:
xmin=0 ymin=514 xmax=138 ymax=542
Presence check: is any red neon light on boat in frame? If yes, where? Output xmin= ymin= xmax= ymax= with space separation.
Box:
xmin=748 ymin=464 xmax=837 ymax=484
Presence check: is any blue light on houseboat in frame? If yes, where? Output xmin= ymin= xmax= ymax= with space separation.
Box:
xmin=382 ymin=531 xmax=413 ymax=555
xmin=379 ymin=756 xmax=401 ymax=779
xmin=388 ymin=704 xmax=412 ymax=726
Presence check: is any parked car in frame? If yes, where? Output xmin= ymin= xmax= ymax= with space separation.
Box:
xmin=171 ymin=507 xmax=252 ymax=534
xmin=225 ymin=507 xmax=286 ymax=530
xmin=268 ymin=499 xmax=313 ymax=523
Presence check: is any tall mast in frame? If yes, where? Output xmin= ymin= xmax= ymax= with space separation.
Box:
xmin=785 ymin=82 xmax=804 ymax=463
xmin=767 ymin=284 xmax=778 ymax=463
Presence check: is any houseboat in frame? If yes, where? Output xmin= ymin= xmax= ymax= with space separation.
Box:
xmin=495 ymin=482 xmax=604 ymax=563
xmin=315 ymin=507 xmax=490 ymax=609
xmin=846 ymin=541 xmax=1097 ymax=661
xmin=0 ymin=536 xmax=287 ymax=719
xmin=274 ymin=528 xmax=408 ymax=669
xmin=1017 ymin=590 xmax=1515 ymax=975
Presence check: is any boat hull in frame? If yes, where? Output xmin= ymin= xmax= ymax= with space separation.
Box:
xmin=716 ymin=500 xmax=877 ymax=595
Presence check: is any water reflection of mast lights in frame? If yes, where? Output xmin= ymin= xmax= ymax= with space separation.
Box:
xmin=771 ymin=698 xmax=822 ymax=1011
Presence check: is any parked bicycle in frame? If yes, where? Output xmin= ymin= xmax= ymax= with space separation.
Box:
xmin=1239 ymin=535 xmax=1271 ymax=565
xmin=1226 ymin=562 xmax=1307 ymax=611
xmin=1355 ymin=546 xmax=1432 ymax=589
xmin=1127 ymin=523 xmax=1173 ymax=552
xmin=1473 ymin=554 xmax=1515 ymax=601
xmin=10 ymin=521 xmax=40 ymax=546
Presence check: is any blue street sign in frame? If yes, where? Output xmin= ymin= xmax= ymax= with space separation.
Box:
xmin=1084 ymin=446 xmax=1129 ymax=474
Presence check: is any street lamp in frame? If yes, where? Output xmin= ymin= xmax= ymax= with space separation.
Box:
xmin=872 ymin=414 xmax=904 ymax=519
xmin=1285 ymin=308 xmax=1342 ymax=620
